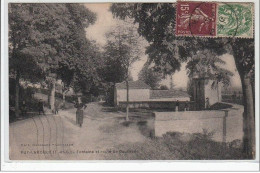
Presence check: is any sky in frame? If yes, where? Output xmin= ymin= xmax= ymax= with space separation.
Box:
xmin=84 ymin=3 xmax=115 ymax=46
xmin=84 ymin=3 xmax=148 ymax=82
xmin=84 ymin=4 xmax=242 ymax=89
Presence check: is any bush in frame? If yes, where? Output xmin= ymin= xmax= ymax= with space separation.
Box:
xmin=103 ymin=131 xmax=245 ymax=160
xmin=164 ymin=131 xmax=245 ymax=159
xmin=65 ymin=95 xmax=77 ymax=103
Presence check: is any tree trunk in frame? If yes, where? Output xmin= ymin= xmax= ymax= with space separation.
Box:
xmin=15 ymin=71 xmax=20 ymax=118
xmin=170 ymin=75 xmax=173 ymax=89
xmin=241 ymin=75 xmax=255 ymax=159
xmin=49 ymin=79 xmax=56 ymax=113
xmin=126 ymin=80 xmax=129 ymax=121
xmin=62 ymin=91 xmax=66 ymax=107
xmin=233 ymin=50 xmax=255 ymax=159
xmin=48 ymin=95 xmax=50 ymax=107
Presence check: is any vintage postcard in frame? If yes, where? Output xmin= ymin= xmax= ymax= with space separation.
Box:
xmin=4 ymin=0 xmax=258 ymax=164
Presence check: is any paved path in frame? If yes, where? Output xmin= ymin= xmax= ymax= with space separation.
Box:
xmin=9 ymin=102 xmax=147 ymax=160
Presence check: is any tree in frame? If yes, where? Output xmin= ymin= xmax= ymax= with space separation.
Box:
xmin=231 ymin=39 xmax=255 ymax=158
xmin=50 ymin=4 xmax=98 ymax=110
xmin=111 ymin=3 xmax=255 ymax=158
xmin=138 ymin=61 xmax=164 ymax=89
xmin=8 ymin=4 xmax=54 ymax=117
xmin=9 ymin=4 xmax=98 ymax=114
xmin=104 ymin=20 xmax=143 ymax=121
xmin=169 ymin=75 xmax=175 ymax=89
xmin=186 ymin=49 xmax=233 ymax=88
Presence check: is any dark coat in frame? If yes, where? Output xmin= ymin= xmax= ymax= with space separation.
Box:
xmin=74 ymin=102 xmax=87 ymax=125
xmin=38 ymin=101 xmax=44 ymax=111
xmin=54 ymin=101 xmax=59 ymax=111
xmin=74 ymin=102 xmax=87 ymax=109
xmin=76 ymin=109 xmax=84 ymax=124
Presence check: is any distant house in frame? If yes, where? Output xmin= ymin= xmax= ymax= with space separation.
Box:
xmin=114 ymin=80 xmax=191 ymax=109
xmin=114 ymin=80 xmax=151 ymax=106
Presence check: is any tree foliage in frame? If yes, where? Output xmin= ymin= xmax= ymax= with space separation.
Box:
xmin=9 ymin=3 xmax=105 ymax=113
xmin=102 ymin=20 xmax=143 ymax=83
xmin=231 ymin=39 xmax=254 ymax=81
xmin=111 ymin=3 xmax=231 ymax=82
xmin=9 ymin=4 xmax=101 ymax=93
xmin=102 ymin=20 xmax=143 ymax=120
xmin=186 ymin=49 xmax=233 ymax=87
xmin=138 ymin=61 xmax=164 ymax=89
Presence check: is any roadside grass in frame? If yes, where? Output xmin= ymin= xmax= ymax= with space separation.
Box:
xmin=104 ymin=132 xmax=245 ymax=160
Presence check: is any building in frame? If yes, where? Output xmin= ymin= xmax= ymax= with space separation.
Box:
xmin=114 ymin=80 xmax=151 ymax=106
xmin=191 ymin=77 xmax=222 ymax=110
xmin=114 ymin=80 xmax=191 ymax=110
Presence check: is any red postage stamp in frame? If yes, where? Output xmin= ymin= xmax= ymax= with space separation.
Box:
xmin=176 ymin=1 xmax=217 ymax=37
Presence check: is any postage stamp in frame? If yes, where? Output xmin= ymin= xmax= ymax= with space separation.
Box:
xmin=176 ymin=1 xmax=217 ymax=36
xmin=217 ymin=2 xmax=254 ymax=38
xmin=176 ymin=1 xmax=254 ymax=38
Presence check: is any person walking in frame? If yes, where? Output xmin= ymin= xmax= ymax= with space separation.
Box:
xmin=74 ymin=98 xmax=87 ymax=127
xmin=20 ymin=100 xmax=27 ymax=117
xmin=54 ymin=100 xmax=59 ymax=114
xmin=38 ymin=99 xmax=45 ymax=115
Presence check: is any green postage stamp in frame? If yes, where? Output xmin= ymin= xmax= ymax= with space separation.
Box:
xmin=217 ymin=3 xmax=254 ymax=38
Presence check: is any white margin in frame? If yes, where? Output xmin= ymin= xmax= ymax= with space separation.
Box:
xmin=1 ymin=0 xmax=259 ymax=171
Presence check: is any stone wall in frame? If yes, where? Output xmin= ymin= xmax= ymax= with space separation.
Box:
xmin=154 ymin=103 xmax=243 ymax=142
xmin=118 ymin=101 xmax=196 ymax=110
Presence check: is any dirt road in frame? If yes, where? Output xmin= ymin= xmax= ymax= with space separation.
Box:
xmin=9 ymin=102 xmax=148 ymax=160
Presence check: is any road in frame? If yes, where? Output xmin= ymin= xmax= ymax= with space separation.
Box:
xmin=9 ymin=102 xmax=148 ymax=160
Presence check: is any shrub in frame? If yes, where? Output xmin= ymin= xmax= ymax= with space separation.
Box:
xmin=162 ymin=131 xmax=245 ymax=160
xmin=104 ymin=131 xmax=245 ymax=160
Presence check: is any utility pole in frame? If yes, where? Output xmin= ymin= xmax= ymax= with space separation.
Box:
xmin=170 ymin=75 xmax=173 ymax=89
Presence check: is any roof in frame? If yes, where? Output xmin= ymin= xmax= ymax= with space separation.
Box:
xmin=115 ymin=80 xmax=151 ymax=89
xmin=150 ymin=90 xmax=190 ymax=99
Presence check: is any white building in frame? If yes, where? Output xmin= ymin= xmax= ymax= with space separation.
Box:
xmin=114 ymin=81 xmax=190 ymax=108
xmin=114 ymin=80 xmax=151 ymax=106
